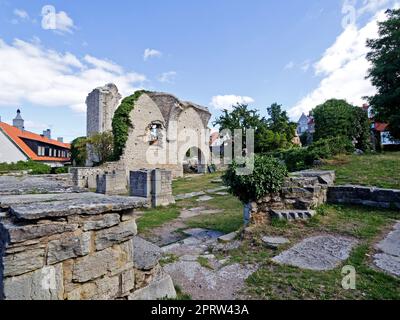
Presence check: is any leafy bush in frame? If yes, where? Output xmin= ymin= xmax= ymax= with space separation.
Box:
xmin=309 ymin=136 xmax=355 ymax=159
xmin=0 ymin=160 xmax=51 ymax=175
xmin=112 ymin=90 xmax=148 ymax=160
xmin=52 ymin=166 xmax=69 ymax=174
xmin=274 ymin=136 xmax=355 ymax=172
xmin=222 ymin=155 xmax=288 ymax=203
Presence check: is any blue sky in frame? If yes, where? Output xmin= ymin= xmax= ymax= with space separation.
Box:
xmin=0 ymin=0 xmax=397 ymax=142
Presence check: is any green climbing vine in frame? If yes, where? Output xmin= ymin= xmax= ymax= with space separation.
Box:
xmin=112 ymin=90 xmax=148 ymax=160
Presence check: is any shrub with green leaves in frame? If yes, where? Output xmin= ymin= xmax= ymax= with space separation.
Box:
xmin=0 ymin=160 xmax=51 ymax=175
xmin=274 ymin=136 xmax=355 ymax=172
xmin=222 ymin=155 xmax=288 ymax=203
xmin=112 ymin=90 xmax=148 ymax=160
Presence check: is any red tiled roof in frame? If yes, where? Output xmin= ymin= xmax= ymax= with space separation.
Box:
xmin=0 ymin=122 xmax=71 ymax=162
xmin=209 ymin=132 xmax=220 ymax=145
xmin=374 ymin=122 xmax=389 ymax=132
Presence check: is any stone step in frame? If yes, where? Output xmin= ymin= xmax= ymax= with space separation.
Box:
xmin=270 ymin=210 xmax=316 ymax=221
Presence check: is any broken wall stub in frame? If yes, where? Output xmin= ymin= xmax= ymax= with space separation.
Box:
xmin=0 ymin=191 xmax=176 ymax=300
xmin=247 ymin=171 xmax=335 ymax=226
xmin=96 ymin=170 xmax=127 ymax=196
xmin=328 ymin=185 xmax=400 ymax=210
xmin=130 ymin=169 xmax=175 ymax=207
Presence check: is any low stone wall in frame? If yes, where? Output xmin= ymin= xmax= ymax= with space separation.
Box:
xmin=0 ymin=192 xmax=175 ymax=300
xmin=96 ymin=170 xmax=127 ymax=195
xmin=245 ymin=171 xmax=335 ymax=225
xmin=328 ymin=185 xmax=400 ymax=210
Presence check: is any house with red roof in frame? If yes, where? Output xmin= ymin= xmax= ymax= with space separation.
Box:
xmin=0 ymin=110 xmax=71 ymax=167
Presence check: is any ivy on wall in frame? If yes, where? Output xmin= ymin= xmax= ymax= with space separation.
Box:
xmin=111 ymin=90 xmax=149 ymax=160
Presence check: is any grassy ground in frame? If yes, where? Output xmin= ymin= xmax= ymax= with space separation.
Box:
xmin=137 ymin=172 xmax=243 ymax=235
xmin=319 ymin=152 xmax=400 ymax=189
xmin=227 ymin=205 xmax=400 ymax=300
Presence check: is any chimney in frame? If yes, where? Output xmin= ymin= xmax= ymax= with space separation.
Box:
xmin=57 ymin=137 xmax=64 ymax=143
xmin=43 ymin=129 xmax=51 ymax=139
xmin=13 ymin=109 xmax=24 ymax=131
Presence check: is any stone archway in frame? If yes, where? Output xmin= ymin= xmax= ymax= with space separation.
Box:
xmin=182 ymin=146 xmax=207 ymax=174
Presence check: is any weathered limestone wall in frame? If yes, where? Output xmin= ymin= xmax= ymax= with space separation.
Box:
xmin=86 ymin=83 xmax=121 ymax=137
xmin=328 ymin=186 xmax=400 ymax=210
xmin=0 ymin=192 xmax=175 ymax=300
xmin=246 ymin=171 xmax=335 ymax=225
xmin=96 ymin=170 xmax=127 ymax=196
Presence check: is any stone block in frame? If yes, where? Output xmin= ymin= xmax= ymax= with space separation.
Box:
xmin=81 ymin=214 xmax=121 ymax=231
xmin=47 ymin=232 xmax=91 ymax=265
xmin=133 ymin=236 xmax=162 ymax=271
xmin=4 ymin=246 xmax=45 ymax=277
xmin=4 ymin=264 xmax=64 ymax=300
xmin=72 ymin=244 xmax=131 ymax=283
xmin=128 ymin=270 xmax=176 ymax=300
xmin=120 ymin=269 xmax=135 ymax=295
xmin=5 ymin=222 xmax=79 ymax=244
xmin=94 ymin=220 xmax=137 ymax=251
xmin=130 ymin=170 xmax=152 ymax=199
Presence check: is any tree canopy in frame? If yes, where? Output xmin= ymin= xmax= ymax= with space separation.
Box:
xmin=312 ymin=99 xmax=371 ymax=151
xmin=213 ymin=103 xmax=297 ymax=153
xmin=366 ymin=9 xmax=400 ymax=139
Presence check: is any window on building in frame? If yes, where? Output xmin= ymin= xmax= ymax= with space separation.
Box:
xmin=148 ymin=123 xmax=163 ymax=145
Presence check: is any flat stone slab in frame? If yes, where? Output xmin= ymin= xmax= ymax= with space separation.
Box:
xmin=175 ymin=191 xmax=205 ymax=201
xmin=218 ymin=232 xmax=239 ymax=243
xmin=206 ymin=186 xmax=229 ymax=194
xmin=179 ymin=208 xmax=223 ymax=219
xmin=196 ymin=195 xmax=214 ymax=202
xmin=262 ymin=236 xmax=290 ymax=249
xmin=183 ymin=228 xmax=224 ymax=240
xmin=2 ymin=193 xmax=148 ymax=220
xmin=375 ymin=222 xmax=400 ymax=257
xmin=215 ymin=192 xmax=229 ymax=196
xmin=373 ymin=222 xmax=400 ymax=277
xmin=163 ymin=261 xmax=257 ymax=300
xmin=0 ymin=175 xmax=82 ymax=196
xmin=133 ymin=236 xmax=162 ymax=271
xmin=272 ymin=235 xmax=358 ymax=271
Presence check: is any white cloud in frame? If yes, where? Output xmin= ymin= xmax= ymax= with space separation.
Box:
xmin=284 ymin=61 xmax=295 ymax=70
xmin=143 ymin=48 xmax=162 ymax=61
xmin=358 ymin=0 xmax=391 ymax=16
xmin=301 ymin=60 xmax=311 ymax=72
xmin=288 ymin=9 xmax=391 ymax=121
xmin=210 ymin=95 xmax=255 ymax=111
xmin=0 ymin=38 xmax=147 ymax=113
xmin=14 ymin=9 xmax=29 ymax=19
xmin=157 ymin=71 xmax=177 ymax=84
xmin=41 ymin=6 xmax=76 ymax=34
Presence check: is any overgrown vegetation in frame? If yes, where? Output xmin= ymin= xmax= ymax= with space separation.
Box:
xmin=222 ymin=155 xmax=288 ymax=203
xmin=0 ymin=160 xmax=51 ymax=175
xmin=213 ymin=103 xmax=297 ymax=154
xmin=112 ymin=90 xmax=148 ymax=160
xmin=312 ymin=99 xmax=371 ymax=151
xmin=71 ymin=132 xmax=114 ymax=166
xmin=367 ymin=9 xmax=400 ymax=140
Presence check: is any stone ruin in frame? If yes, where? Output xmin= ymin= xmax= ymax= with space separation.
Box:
xmin=245 ymin=170 xmax=400 ymax=227
xmin=245 ymin=170 xmax=336 ymax=226
xmin=0 ymin=175 xmax=176 ymax=300
xmin=82 ymin=85 xmax=212 ymax=190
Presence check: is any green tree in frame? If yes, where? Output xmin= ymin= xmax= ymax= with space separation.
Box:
xmin=213 ymin=104 xmax=265 ymax=152
xmin=266 ymin=103 xmax=297 ymax=142
xmin=88 ymin=131 xmax=114 ymax=165
xmin=312 ymin=99 xmax=371 ymax=151
xmin=366 ymin=9 xmax=400 ymax=140
xmin=71 ymin=137 xmax=87 ymax=167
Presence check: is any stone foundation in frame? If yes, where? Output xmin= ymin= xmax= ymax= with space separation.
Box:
xmin=328 ymin=185 xmax=400 ymax=210
xmin=246 ymin=171 xmax=335 ymax=226
xmin=0 ymin=191 xmax=175 ymax=300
